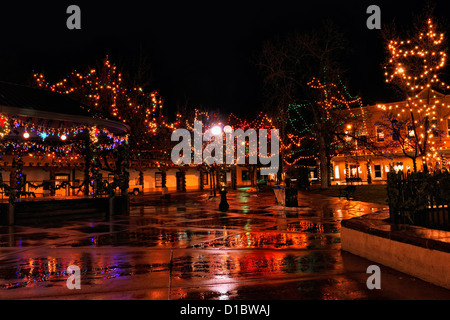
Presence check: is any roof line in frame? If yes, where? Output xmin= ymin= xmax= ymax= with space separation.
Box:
xmin=0 ymin=105 xmax=130 ymax=134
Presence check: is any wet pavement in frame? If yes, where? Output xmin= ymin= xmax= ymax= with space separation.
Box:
xmin=0 ymin=188 xmax=449 ymax=300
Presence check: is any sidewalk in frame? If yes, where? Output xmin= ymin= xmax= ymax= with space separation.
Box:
xmin=0 ymin=188 xmax=449 ymax=299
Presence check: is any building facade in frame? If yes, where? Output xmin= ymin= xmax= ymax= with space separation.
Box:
xmin=127 ymin=165 xmax=264 ymax=194
xmin=331 ymin=89 xmax=450 ymax=184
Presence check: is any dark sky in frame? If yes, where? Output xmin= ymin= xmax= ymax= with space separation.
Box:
xmin=1 ymin=0 xmax=450 ymax=119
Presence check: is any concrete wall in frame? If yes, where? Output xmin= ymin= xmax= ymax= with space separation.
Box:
xmin=341 ymin=227 xmax=450 ymax=290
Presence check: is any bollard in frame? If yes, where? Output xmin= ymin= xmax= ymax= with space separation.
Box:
xmin=219 ymin=190 xmax=229 ymax=212
xmin=108 ymin=196 xmax=115 ymax=217
xmin=124 ymin=194 xmax=130 ymax=214
xmin=7 ymin=203 xmax=14 ymax=226
xmin=8 ymin=226 xmax=14 ymax=246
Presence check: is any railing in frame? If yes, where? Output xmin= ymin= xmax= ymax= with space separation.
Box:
xmin=387 ymin=171 xmax=450 ymax=230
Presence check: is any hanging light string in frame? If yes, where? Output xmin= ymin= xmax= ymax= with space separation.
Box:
xmin=380 ymin=18 xmax=450 ymax=164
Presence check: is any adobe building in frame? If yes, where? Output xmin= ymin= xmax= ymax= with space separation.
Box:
xmin=331 ymin=89 xmax=450 ymax=184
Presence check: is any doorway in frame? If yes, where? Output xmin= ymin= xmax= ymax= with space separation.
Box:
xmin=176 ymin=171 xmax=186 ymax=192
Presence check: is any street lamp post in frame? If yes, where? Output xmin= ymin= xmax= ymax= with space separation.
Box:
xmin=219 ymin=166 xmax=229 ymax=212
xmin=211 ymin=124 xmax=229 ymax=212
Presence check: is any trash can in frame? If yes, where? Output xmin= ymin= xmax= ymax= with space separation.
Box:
xmin=273 ymin=185 xmax=285 ymax=206
xmin=285 ymin=187 xmax=298 ymax=207
xmin=284 ymin=178 xmax=298 ymax=207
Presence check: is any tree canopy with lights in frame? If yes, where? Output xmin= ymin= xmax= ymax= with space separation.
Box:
xmin=379 ymin=17 xmax=450 ymax=171
xmin=33 ymin=56 xmax=177 ymax=166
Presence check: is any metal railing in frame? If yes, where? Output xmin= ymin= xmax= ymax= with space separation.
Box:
xmin=387 ymin=171 xmax=450 ymax=230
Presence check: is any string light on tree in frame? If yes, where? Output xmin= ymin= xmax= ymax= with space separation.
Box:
xmin=380 ymin=17 xmax=450 ymax=168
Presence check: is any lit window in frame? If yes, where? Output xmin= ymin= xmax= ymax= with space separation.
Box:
xmin=376 ymin=126 xmax=384 ymax=141
xmin=374 ymin=165 xmax=382 ymax=178
xmin=394 ymin=162 xmax=404 ymax=172
xmin=350 ymin=165 xmax=359 ymax=177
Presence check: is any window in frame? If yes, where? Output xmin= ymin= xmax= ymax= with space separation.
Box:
xmin=334 ymin=166 xmax=340 ymax=180
xmin=55 ymin=174 xmax=70 ymax=185
xmin=155 ymin=172 xmax=163 ymax=188
xmin=242 ymin=170 xmax=250 ymax=181
xmin=374 ymin=165 xmax=382 ymax=178
xmin=376 ymin=126 xmax=384 ymax=141
xmin=393 ymin=162 xmax=403 ymax=173
xmin=350 ymin=165 xmax=359 ymax=177
xmin=202 ymin=172 xmax=209 ymax=185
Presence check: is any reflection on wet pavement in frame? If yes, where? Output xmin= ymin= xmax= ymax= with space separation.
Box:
xmin=0 ymin=189 xmax=449 ymax=300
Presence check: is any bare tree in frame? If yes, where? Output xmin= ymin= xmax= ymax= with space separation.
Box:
xmin=258 ymin=21 xmax=362 ymax=188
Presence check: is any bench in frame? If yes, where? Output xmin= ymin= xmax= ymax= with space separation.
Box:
xmin=339 ymin=185 xmax=356 ymax=200
xmin=256 ymin=180 xmax=268 ymax=191
xmin=345 ymin=177 xmax=362 ymax=183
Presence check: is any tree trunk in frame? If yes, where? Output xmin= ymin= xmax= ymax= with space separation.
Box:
xmin=277 ymin=159 xmax=283 ymax=185
xmin=318 ymin=135 xmax=329 ymax=189
xmin=250 ymin=166 xmax=256 ymax=188
xmin=83 ymin=140 xmax=91 ymax=196
xmin=212 ymin=168 xmax=216 ymax=197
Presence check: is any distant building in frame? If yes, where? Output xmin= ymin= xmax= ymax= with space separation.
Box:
xmin=127 ymin=165 xmax=266 ymax=194
xmin=0 ymin=81 xmax=129 ymax=200
xmin=331 ymin=89 xmax=450 ymax=184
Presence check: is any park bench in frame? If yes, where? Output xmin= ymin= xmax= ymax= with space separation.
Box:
xmin=256 ymin=180 xmax=268 ymax=191
xmin=339 ymin=185 xmax=356 ymax=200
xmin=345 ymin=177 xmax=362 ymax=183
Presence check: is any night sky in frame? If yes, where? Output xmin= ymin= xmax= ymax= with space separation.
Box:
xmin=1 ymin=0 xmax=450 ymax=119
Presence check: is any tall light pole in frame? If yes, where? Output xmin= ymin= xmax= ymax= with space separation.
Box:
xmin=218 ymin=167 xmax=229 ymax=212
xmin=212 ymin=125 xmax=229 ymax=212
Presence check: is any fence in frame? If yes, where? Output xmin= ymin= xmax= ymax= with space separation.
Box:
xmin=387 ymin=171 xmax=450 ymax=230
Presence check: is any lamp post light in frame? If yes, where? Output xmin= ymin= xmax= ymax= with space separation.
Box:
xmin=211 ymin=125 xmax=222 ymax=136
